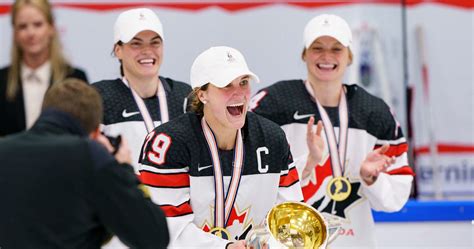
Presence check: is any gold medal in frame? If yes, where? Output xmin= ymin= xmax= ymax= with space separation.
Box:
xmin=209 ymin=227 xmax=231 ymax=240
xmin=327 ymin=176 xmax=352 ymax=201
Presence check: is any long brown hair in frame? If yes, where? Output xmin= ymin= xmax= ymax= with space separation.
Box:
xmin=7 ymin=0 xmax=70 ymax=100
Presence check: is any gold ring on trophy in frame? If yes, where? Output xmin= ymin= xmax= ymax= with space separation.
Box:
xmin=327 ymin=176 xmax=352 ymax=202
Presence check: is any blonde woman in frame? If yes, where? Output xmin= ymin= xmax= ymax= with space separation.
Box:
xmin=0 ymin=0 xmax=88 ymax=136
xmin=251 ymin=14 xmax=414 ymax=248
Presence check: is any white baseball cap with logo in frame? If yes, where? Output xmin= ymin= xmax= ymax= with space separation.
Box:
xmin=190 ymin=46 xmax=260 ymax=89
xmin=114 ymin=8 xmax=164 ymax=44
xmin=303 ymin=14 xmax=352 ymax=49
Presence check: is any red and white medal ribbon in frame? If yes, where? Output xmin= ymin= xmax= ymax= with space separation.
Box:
xmin=201 ymin=118 xmax=244 ymax=228
xmin=122 ymin=77 xmax=169 ymax=133
xmin=305 ymin=81 xmax=348 ymax=177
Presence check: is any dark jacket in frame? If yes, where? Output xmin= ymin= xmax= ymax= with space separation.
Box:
xmin=0 ymin=109 xmax=169 ymax=249
xmin=0 ymin=65 xmax=88 ymax=136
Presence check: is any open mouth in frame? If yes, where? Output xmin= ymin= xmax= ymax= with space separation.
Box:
xmin=317 ymin=63 xmax=337 ymax=70
xmin=138 ymin=58 xmax=156 ymax=66
xmin=226 ymin=103 xmax=244 ymax=116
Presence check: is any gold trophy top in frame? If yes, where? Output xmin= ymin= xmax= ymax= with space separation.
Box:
xmin=266 ymin=202 xmax=328 ymax=249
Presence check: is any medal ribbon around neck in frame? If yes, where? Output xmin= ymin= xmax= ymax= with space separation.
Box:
xmin=201 ymin=118 xmax=244 ymax=229
xmin=122 ymin=77 xmax=169 ymax=133
xmin=305 ymin=81 xmax=348 ymax=178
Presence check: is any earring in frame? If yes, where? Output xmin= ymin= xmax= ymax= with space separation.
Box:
xmin=202 ymin=100 xmax=207 ymax=104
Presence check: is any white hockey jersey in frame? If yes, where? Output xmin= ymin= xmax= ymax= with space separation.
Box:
xmin=93 ymin=77 xmax=191 ymax=173
xmin=139 ymin=112 xmax=303 ymax=248
xmin=251 ymin=80 xmax=414 ymax=248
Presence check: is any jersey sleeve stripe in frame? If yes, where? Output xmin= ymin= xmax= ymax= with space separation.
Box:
xmin=279 ymin=167 xmax=299 ymax=187
xmin=387 ymin=166 xmax=415 ymax=176
xmin=160 ymin=201 xmax=193 ymax=217
xmin=139 ymin=170 xmax=190 ymax=188
xmin=140 ymin=164 xmax=188 ymax=174
xmin=374 ymin=142 xmax=409 ymax=157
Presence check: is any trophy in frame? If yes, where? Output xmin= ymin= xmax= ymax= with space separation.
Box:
xmin=246 ymin=202 xmax=341 ymax=249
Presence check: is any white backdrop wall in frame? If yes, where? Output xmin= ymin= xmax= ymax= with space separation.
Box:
xmin=406 ymin=2 xmax=474 ymax=199
xmin=0 ymin=0 xmax=472 ymax=198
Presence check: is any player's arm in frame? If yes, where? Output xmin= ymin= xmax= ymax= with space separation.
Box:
xmin=276 ymin=133 xmax=304 ymax=203
xmin=138 ymin=129 xmax=231 ymax=248
xmin=360 ymin=106 xmax=415 ymax=212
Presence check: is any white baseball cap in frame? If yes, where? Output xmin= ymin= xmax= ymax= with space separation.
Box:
xmin=114 ymin=8 xmax=164 ymax=44
xmin=190 ymin=46 xmax=260 ymax=89
xmin=303 ymin=14 xmax=352 ymax=48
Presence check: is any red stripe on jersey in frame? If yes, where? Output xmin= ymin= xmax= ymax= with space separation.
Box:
xmin=279 ymin=167 xmax=299 ymax=187
xmin=374 ymin=142 xmax=408 ymax=157
xmin=387 ymin=166 xmax=416 ymax=176
xmin=161 ymin=201 xmax=193 ymax=217
xmin=139 ymin=171 xmax=190 ymax=188
xmin=302 ymin=158 xmax=332 ymax=202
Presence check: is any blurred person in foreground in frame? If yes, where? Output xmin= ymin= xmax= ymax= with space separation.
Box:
xmin=250 ymin=14 xmax=415 ymax=248
xmin=0 ymin=79 xmax=169 ymax=249
xmin=139 ymin=46 xmax=304 ymax=248
xmin=93 ymin=8 xmax=191 ymax=174
xmin=0 ymin=0 xmax=88 ymax=136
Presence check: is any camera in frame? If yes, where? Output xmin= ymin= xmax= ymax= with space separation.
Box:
xmin=105 ymin=135 xmax=122 ymax=155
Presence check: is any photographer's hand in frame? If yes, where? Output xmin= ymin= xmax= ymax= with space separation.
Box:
xmin=114 ymin=137 xmax=132 ymax=165
xmin=94 ymin=134 xmax=132 ymax=164
xmin=95 ymin=133 xmax=114 ymax=153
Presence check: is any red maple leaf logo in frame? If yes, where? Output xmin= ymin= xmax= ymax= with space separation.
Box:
xmin=227 ymin=206 xmax=249 ymax=226
xmin=302 ymin=157 xmax=333 ymax=202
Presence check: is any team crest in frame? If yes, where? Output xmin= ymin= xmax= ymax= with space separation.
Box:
xmin=303 ymin=156 xmax=363 ymax=219
xmin=201 ymin=205 xmax=255 ymax=240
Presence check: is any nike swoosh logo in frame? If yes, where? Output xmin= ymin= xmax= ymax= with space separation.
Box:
xmin=293 ymin=111 xmax=314 ymax=120
xmin=198 ymin=164 xmax=213 ymax=172
xmin=122 ymin=109 xmax=140 ymax=118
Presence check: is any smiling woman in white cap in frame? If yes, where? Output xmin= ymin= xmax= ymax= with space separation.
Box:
xmin=138 ymin=46 xmax=303 ymax=248
xmin=92 ymin=8 xmax=191 ymax=175
xmin=251 ymin=14 xmax=414 ymax=248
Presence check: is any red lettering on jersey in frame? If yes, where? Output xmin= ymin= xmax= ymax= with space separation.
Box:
xmin=148 ymin=133 xmax=172 ymax=165
xmin=338 ymin=228 xmax=355 ymax=236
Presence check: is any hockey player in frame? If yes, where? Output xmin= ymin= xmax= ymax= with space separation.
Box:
xmin=93 ymin=8 xmax=191 ymax=173
xmin=139 ymin=46 xmax=304 ymax=248
xmin=250 ymin=14 xmax=415 ymax=248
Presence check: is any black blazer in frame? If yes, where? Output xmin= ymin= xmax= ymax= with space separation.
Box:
xmin=0 ymin=110 xmax=170 ymax=248
xmin=0 ymin=65 xmax=88 ymax=136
